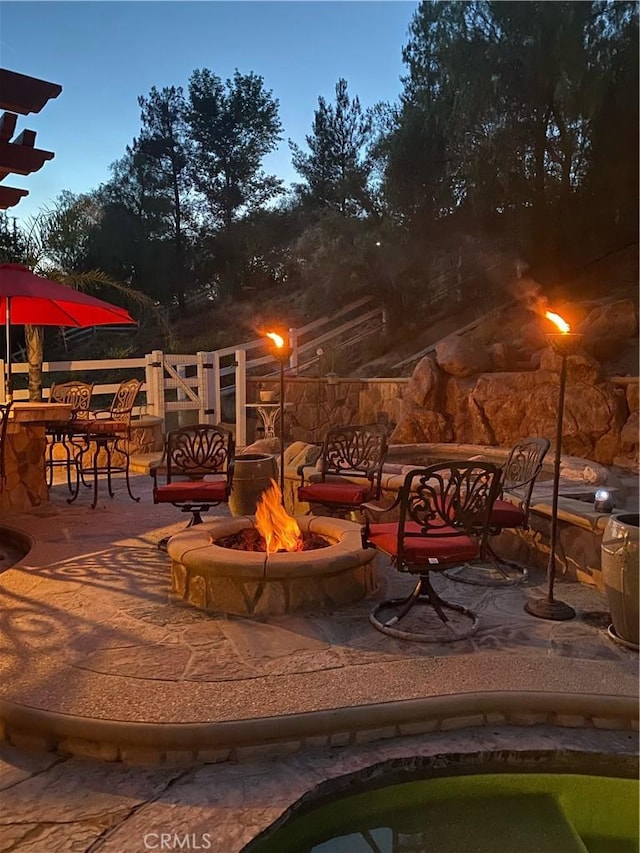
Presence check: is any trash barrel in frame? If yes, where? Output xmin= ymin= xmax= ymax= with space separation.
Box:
xmin=229 ymin=453 xmax=278 ymax=516
xmin=601 ymin=513 xmax=639 ymax=649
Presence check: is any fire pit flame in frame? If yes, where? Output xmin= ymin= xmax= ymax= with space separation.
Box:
xmin=545 ymin=310 xmax=570 ymax=333
xmin=255 ymin=479 xmax=303 ymax=554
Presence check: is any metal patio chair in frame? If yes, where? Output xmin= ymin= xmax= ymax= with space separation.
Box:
xmin=445 ymin=436 xmax=551 ymax=586
xmin=152 ymin=424 xmax=235 ymax=547
xmin=45 ymin=380 xmax=94 ymax=492
xmin=362 ymin=461 xmax=502 ymax=643
xmin=298 ymin=424 xmax=388 ymax=518
xmin=69 ymin=377 xmax=142 ymax=509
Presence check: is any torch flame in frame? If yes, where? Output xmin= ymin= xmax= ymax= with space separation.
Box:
xmin=266 ymin=331 xmax=284 ymax=348
xmin=255 ymin=479 xmax=303 ymax=554
xmin=545 ymin=311 xmax=570 ymax=334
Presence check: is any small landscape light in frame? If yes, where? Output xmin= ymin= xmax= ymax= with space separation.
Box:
xmin=594 ymin=488 xmax=614 ymax=513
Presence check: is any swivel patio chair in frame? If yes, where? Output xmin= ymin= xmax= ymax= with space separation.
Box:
xmin=152 ymin=424 xmax=235 ymax=549
xmin=298 ymin=424 xmax=388 ymax=518
xmin=445 ymin=436 xmax=550 ymax=587
xmin=68 ymin=377 xmax=142 ymax=509
xmin=45 ymin=380 xmax=94 ymax=492
xmin=362 ymin=462 xmax=502 ymax=643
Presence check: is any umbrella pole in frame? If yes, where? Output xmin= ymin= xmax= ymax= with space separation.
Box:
xmin=4 ymin=296 xmax=11 ymax=402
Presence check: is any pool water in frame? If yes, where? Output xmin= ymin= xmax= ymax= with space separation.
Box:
xmin=0 ymin=527 xmax=30 ymax=573
xmin=247 ymin=773 xmax=639 ymax=853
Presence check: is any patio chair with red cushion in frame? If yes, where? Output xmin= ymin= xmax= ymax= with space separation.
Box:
xmin=152 ymin=424 xmax=235 ymax=541
xmin=298 ymin=424 xmax=388 ymax=518
xmin=445 ymin=436 xmax=550 ymax=587
xmin=68 ymin=377 xmax=142 ymax=509
xmin=361 ymin=461 xmax=502 ymax=643
xmin=45 ymin=380 xmax=94 ymax=492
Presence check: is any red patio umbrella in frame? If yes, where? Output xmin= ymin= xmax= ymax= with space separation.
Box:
xmin=0 ymin=263 xmax=137 ymax=398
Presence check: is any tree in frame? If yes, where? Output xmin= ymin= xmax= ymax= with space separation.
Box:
xmin=0 ymin=212 xmax=28 ymax=263
xmin=582 ymin=2 xmax=639 ymax=248
xmin=136 ymin=86 xmax=193 ymax=311
xmin=382 ymin=0 xmax=638 ymax=268
xmin=187 ymin=68 xmax=283 ymax=231
xmin=290 ymin=78 xmax=376 ymax=217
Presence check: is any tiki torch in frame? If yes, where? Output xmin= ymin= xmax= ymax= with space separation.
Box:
xmin=266 ymin=331 xmax=292 ymax=503
xmin=524 ymin=310 xmax=581 ymax=621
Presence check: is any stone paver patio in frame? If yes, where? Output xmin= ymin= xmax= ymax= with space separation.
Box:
xmin=0 ymin=472 xmax=637 ymax=851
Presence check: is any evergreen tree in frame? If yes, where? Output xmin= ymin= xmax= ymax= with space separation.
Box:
xmin=290 ymin=78 xmax=375 ymax=216
xmin=187 ymin=68 xmax=283 ymax=230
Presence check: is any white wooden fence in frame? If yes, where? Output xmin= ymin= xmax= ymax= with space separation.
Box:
xmin=1 ymin=296 xmax=386 ymax=448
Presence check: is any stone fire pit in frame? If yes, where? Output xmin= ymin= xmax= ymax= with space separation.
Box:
xmin=166 ymin=515 xmax=377 ymax=616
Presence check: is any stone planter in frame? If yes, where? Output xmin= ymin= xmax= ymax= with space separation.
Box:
xmin=601 ymin=513 xmax=639 ymax=649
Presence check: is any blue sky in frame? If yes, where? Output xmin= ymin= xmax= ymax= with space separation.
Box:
xmin=1 ymin=1 xmax=418 ymax=222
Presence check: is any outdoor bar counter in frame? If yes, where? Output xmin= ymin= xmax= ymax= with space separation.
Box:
xmin=1 ymin=403 xmax=73 ymax=514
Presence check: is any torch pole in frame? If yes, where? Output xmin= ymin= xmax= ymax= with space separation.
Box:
xmin=525 ymin=334 xmax=581 ymax=621
xmin=265 ymin=332 xmax=291 ymax=507
xmin=546 ymin=352 xmax=568 ymax=604
xmin=279 ymin=357 xmax=285 ymax=504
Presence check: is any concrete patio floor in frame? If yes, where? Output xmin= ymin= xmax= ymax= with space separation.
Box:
xmin=0 ymin=471 xmax=637 ymax=851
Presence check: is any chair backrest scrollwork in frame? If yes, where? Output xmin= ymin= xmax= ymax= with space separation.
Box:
xmin=49 ymin=381 xmax=94 ymax=420
xmin=398 ymin=463 xmax=502 ymax=555
xmin=108 ymin=378 xmax=143 ymax=425
xmin=501 ymin=437 xmax=551 ymax=515
xmin=165 ymin=424 xmax=235 ymax=488
xmin=320 ymin=424 xmax=388 ymax=498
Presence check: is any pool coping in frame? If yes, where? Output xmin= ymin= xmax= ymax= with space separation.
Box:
xmin=1 ymin=689 xmax=637 ymax=765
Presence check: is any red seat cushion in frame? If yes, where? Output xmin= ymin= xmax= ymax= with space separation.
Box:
xmin=298 ymin=482 xmax=372 ymax=506
xmin=490 ymin=499 xmax=527 ymax=528
xmin=367 ymin=521 xmax=480 ymax=566
xmin=154 ymin=480 xmax=228 ymax=505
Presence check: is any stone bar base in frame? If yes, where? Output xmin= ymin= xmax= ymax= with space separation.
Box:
xmin=167 ymin=516 xmax=377 ymax=616
xmin=0 ymin=424 xmax=48 ymax=513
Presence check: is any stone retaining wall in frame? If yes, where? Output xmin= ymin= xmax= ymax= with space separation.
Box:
xmin=247 ymin=377 xmax=408 ymax=444
xmin=248 ymin=372 xmax=638 ymax=473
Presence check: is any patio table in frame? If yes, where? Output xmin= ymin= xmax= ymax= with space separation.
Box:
xmin=245 ymin=402 xmax=293 ymax=439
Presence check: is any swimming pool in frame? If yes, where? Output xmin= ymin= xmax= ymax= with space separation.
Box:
xmin=245 ymin=753 xmax=639 ymax=853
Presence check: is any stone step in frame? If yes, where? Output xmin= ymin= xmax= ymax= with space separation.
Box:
xmin=130 ymin=451 xmax=163 ymax=475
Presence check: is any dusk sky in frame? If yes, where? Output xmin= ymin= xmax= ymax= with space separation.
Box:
xmin=1 ymin=1 xmax=418 ymax=222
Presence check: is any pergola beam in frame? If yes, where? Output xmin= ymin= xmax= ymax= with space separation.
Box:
xmin=0 ymin=68 xmax=61 ymax=210
xmin=0 ymin=69 xmax=61 ymax=115
xmin=0 ymin=186 xmax=29 ymax=209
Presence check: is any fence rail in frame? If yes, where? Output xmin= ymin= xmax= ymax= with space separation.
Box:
xmin=59 ymin=324 xmax=134 ymax=349
xmin=2 ymin=295 xmax=387 ymax=446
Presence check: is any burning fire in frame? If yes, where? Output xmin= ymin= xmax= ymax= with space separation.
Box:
xmin=255 ymin=479 xmax=303 ymax=554
xmin=545 ymin=311 xmax=571 ymax=334
xmin=266 ymin=331 xmax=284 ymax=349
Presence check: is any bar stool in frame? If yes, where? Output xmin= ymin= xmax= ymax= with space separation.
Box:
xmin=68 ymin=378 xmax=142 ymax=509
xmin=45 ymin=380 xmax=94 ymax=492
